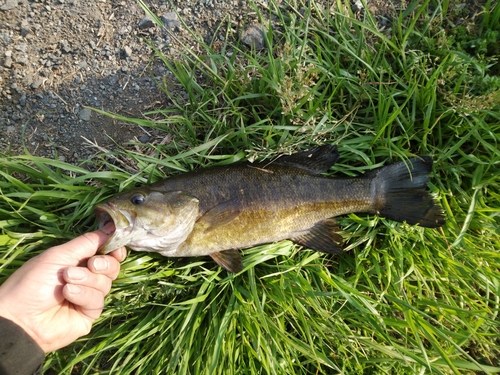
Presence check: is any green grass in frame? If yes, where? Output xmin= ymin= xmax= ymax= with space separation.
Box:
xmin=1 ymin=0 xmax=500 ymax=374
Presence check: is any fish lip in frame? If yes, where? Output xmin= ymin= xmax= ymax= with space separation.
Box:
xmin=95 ymin=202 xmax=122 ymax=230
xmin=94 ymin=202 xmax=132 ymax=254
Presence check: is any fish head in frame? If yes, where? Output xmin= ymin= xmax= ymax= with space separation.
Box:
xmin=95 ymin=189 xmax=200 ymax=255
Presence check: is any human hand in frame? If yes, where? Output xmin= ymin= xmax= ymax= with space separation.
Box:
xmin=0 ymin=224 xmax=127 ymax=353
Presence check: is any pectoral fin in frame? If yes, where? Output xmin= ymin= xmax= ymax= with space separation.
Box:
xmin=210 ymin=249 xmax=243 ymax=273
xmin=198 ymin=200 xmax=241 ymax=231
xmin=292 ymin=219 xmax=344 ymax=254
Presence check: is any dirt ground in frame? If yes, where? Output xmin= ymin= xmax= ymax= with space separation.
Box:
xmin=0 ymin=0 xmax=485 ymax=164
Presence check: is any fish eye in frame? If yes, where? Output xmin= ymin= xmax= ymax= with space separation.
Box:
xmin=130 ymin=194 xmax=145 ymax=205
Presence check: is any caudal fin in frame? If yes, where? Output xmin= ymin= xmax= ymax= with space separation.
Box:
xmin=369 ymin=157 xmax=445 ymax=228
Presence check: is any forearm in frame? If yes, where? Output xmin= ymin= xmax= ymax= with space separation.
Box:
xmin=0 ymin=316 xmax=44 ymax=375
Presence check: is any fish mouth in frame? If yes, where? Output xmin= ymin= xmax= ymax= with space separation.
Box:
xmin=95 ymin=205 xmax=114 ymax=231
xmin=95 ymin=203 xmax=133 ymax=254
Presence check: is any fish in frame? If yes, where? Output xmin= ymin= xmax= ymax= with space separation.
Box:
xmin=95 ymin=145 xmax=445 ymax=273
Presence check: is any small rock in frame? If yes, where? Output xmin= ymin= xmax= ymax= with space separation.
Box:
xmin=110 ymin=75 xmax=119 ymax=85
xmin=352 ymin=0 xmax=364 ymax=12
xmin=31 ymin=77 xmax=44 ymax=89
xmin=3 ymin=52 xmax=12 ymax=68
xmin=14 ymin=54 xmax=27 ymax=64
xmin=60 ymin=40 xmax=72 ymax=53
xmin=139 ymin=134 xmax=150 ymax=143
xmin=160 ymin=12 xmax=180 ymax=31
xmin=19 ymin=93 xmax=26 ymax=106
xmin=79 ymin=108 xmax=92 ymax=121
xmin=138 ymin=16 xmax=154 ymax=30
xmin=87 ymin=9 xmax=103 ymax=23
xmin=0 ymin=0 xmax=18 ymax=11
xmin=20 ymin=27 xmax=31 ymax=37
xmin=11 ymin=112 xmax=23 ymax=121
xmin=14 ymin=43 xmax=27 ymax=52
xmin=123 ymin=45 xmax=132 ymax=57
xmin=241 ymin=25 xmax=265 ymax=50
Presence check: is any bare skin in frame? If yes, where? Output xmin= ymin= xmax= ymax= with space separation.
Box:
xmin=0 ymin=223 xmax=126 ymax=353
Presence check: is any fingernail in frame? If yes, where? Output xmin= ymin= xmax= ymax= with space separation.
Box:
xmin=66 ymin=284 xmax=82 ymax=294
xmin=92 ymin=257 xmax=108 ymax=271
xmin=67 ymin=267 xmax=87 ymax=281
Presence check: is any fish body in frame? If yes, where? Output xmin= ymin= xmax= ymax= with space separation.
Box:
xmin=95 ymin=145 xmax=445 ymax=272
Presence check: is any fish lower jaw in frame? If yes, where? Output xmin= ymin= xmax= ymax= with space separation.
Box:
xmin=128 ymin=243 xmax=182 ymax=256
xmin=127 ymin=235 xmax=187 ymax=256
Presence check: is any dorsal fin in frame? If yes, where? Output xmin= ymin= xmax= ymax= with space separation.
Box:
xmin=272 ymin=145 xmax=339 ymax=175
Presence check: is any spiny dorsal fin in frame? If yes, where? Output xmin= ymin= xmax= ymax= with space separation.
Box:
xmin=210 ymin=249 xmax=243 ymax=273
xmin=291 ymin=219 xmax=344 ymax=254
xmin=272 ymin=145 xmax=339 ymax=175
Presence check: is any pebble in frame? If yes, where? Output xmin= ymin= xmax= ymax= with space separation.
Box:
xmin=3 ymin=50 xmax=12 ymax=68
xmin=79 ymin=108 xmax=92 ymax=121
xmin=20 ymin=27 xmax=31 ymax=37
xmin=14 ymin=53 xmax=28 ymax=65
xmin=241 ymin=25 xmax=265 ymax=50
xmin=31 ymin=77 xmax=44 ymax=89
xmin=0 ymin=0 xmax=18 ymax=11
xmin=352 ymin=0 xmax=364 ymax=12
xmin=14 ymin=42 xmax=27 ymax=52
xmin=160 ymin=12 xmax=180 ymax=31
xmin=138 ymin=15 xmax=154 ymax=30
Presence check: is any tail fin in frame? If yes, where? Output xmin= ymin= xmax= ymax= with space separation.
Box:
xmin=369 ymin=157 xmax=445 ymax=228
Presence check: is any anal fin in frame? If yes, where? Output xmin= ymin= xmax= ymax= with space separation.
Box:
xmin=209 ymin=249 xmax=243 ymax=273
xmin=291 ymin=219 xmax=344 ymax=255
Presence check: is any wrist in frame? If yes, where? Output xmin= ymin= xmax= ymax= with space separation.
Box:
xmin=0 ymin=301 xmax=46 ymax=353
xmin=0 ymin=302 xmax=16 ymax=327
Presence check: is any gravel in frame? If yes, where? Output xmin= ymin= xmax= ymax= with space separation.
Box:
xmin=0 ymin=0 xmax=264 ymax=163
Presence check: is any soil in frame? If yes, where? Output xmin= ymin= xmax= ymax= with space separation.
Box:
xmin=0 ymin=0 xmax=485 ymax=164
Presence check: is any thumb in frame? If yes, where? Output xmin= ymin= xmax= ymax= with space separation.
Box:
xmin=46 ymin=222 xmax=116 ymax=263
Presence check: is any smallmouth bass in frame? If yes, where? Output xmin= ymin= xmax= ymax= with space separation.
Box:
xmin=95 ymin=145 xmax=445 ymax=272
